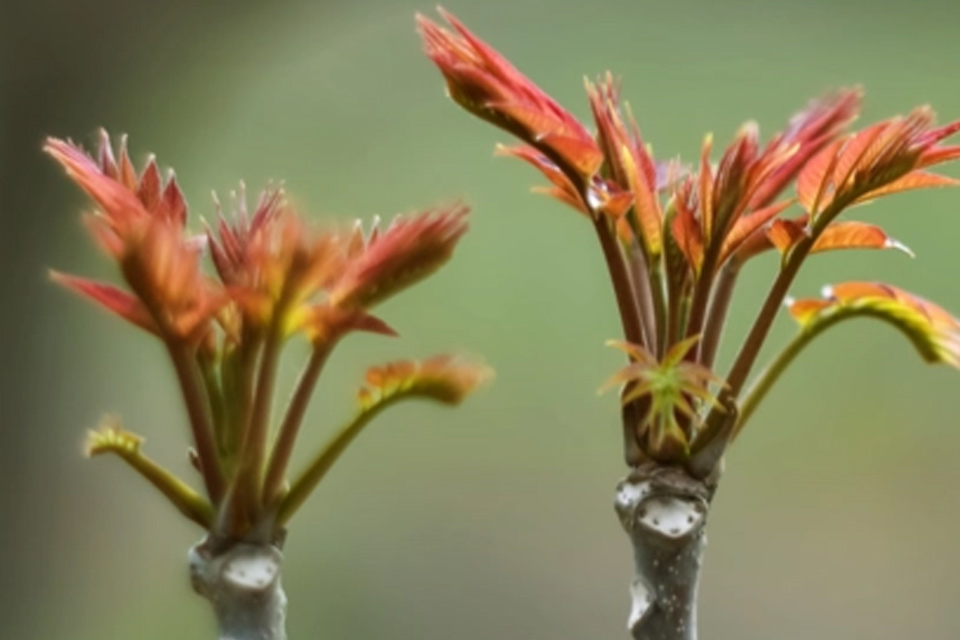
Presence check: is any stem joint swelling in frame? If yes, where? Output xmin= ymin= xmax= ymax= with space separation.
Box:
xmin=614 ymin=464 xmax=714 ymax=640
xmin=189 ymin=537 xmax=288 ymax=640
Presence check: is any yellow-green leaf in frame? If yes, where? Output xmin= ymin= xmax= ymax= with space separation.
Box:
xmin=788 ymin=282 xmax=960 ymax=367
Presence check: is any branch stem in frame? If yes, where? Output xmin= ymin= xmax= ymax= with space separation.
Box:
xmin=98 ymin=443 xmax=214 ymax=528
xmin=190 ymin=538 xmax=287 ymax=640
xmin=167 ymin=341 xmax=224 ymax=502
xmin=278 ymin=401 xmax=392 ymax=525
xmin=263 ymin=342 xmax=335 ymax=506
xmin=592 ymin=216 xmax=646 ymax=348
xmin=735 ymin=307 xmax=848 ymax=439
xmin=238 ymin=325 xmax=284 ymax=511
xmin=699 ymin=262 xmax=740 ymax=370
xmin=628 ymin=243 xmax=658 ymax=353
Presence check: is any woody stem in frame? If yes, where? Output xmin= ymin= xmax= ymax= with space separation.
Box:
xmin=699 ymin=262 xmax=740 ymax=371
xmin=735 ymin=304 xmax=851 ymax=439
xmin=592 ymin=216 xmax=646 ymax=349
xmin=615 ymin=463 xmax=713 ymax=640
xmin=167 ymin=341 xmax=224 ymax=502
xmin=263 ymin=342 xmax=335 ymax=506
xmin=238 ymin=323 xmax=284 ymax=513
xmin=628 ymin=243 xmax=658 ymax=353
xmin=190 ymin=537 xmax=288 ymax=640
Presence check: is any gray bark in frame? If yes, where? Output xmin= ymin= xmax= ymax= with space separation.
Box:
xmin=614 ymin=464 xmax=714 ymax=640
xmin=189 ymin=538 xmax=288 ymax=640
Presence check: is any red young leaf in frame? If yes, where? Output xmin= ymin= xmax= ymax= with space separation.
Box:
xmin=749 ymin=89 xmax=862 ymax=208
xmin=50 ymin=271 xmax=159 ymax=334
xmin=796 ymin=108 xmax=960 ymax=218
xmin=330 ymin=205 xmax=470 ymax=310
xmin=418 ymin=10 xmax=602 ymax=180
xmin=495 ymin=144 xmax=587 ymax=213
xmin=585 ymin=74 xmax=662 ymax=255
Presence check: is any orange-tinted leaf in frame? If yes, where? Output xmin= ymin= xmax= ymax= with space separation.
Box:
xmin=788 ymin=281 xmax=960 ymax=367
xmin=767 ymin=218 xmax=807 ymax=254
xmin=495 ymin=144 xmax=594 ymax=215
xmin=720 ymin=199 xmax=794 ymax=263
xmin=768 ymin=217 xmax=912 ymax=258
xmin=698 ymin=134 xmax=715 ymax=238
xmin=619 ymin=141 xmax=663 ymax=256
xmin=784 ymin=298 xmax=831 ymax=325
xmin=831 ymin=121 xmax=891 ymax=194
xmin=671 ymin=178 xmax=704 ymax=271
xmin=357 ymin=355 xmax=492 ymax=411
xmin=797 ymin=137 xmax=845 ymax=214
xmin=46 ymin=131 xmax=190 ymax=233
xmin=797 ymin=108 xmax=960 ymax=219
xmin=750 ymin=89 xmax=862 ymax=208
xmin=855 ymin=171 xmax=960 ymax=203
xmin=532 ymin=185 xmax=589 ymax=214
xmin=810 ymin=221 xmax=913 ymax=255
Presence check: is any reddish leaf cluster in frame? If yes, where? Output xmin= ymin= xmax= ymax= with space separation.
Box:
xmin=48 ymin=133 xmax=221 ymax=344
xmin=419 ymin=10 xmax=960 ymax=472
xmin=49 ymin=131 xmax=486 ymax=536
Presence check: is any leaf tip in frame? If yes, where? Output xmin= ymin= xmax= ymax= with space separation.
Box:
xmin=84 ymin=416 xmax=143 ymax=458
xmin=885 ymin=238 xmax=916 ymax=258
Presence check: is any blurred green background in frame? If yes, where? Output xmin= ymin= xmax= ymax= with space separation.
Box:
xmin=3 ymin=0 xmax=960 ymax=638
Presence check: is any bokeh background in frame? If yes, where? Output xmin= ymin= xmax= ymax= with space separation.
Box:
xmin=4 ymin=0 xmax=960 ymax=638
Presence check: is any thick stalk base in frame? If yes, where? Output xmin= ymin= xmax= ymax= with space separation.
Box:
xmin=615 ymin=464 xmax=713 ymax=640
xmin=189 ymin=537 xmax=288 ymax=640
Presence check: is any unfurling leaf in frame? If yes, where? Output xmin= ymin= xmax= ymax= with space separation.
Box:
xmin=809 ymin=221 xmax=913 ymax=256
xmin=330 ymin=205 xmax=470 ymax=310
xmin=417 ymin=9 xmax=602 ymax=179
xmin=85 ymin=417 xmax=214 ymax=528
xmin=601 ymin=337 xmax=726 ymax=462
xmin=788 ymin=282 xmax=960 ymax=367
xmin=495 ymin=144 xmax=588 ymax=214
xmin=47 ymin=131 xmax=225 ymax=344
xmin=855 ymin=171 xmax=959 ymax=203
xmin=796 ymin=108 xmax=960 ymax=219
xmin=85 ymin=418 xmax=145 ymax=457
xmin=357 ymin=355 xmax=492 ymax=412
xmin=719 ymin=199 xmax=794 ymax=263
xmin=586 ymin=74 xmax=662 ymax=256
xmin=277 ymin=356 xmax=492 ymax=525
xmin=767 ymin=218 xmax=912 ymax=257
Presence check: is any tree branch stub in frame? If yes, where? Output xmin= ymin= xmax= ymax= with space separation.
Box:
xmin=189 ymin=538 xmax=288 ymax=640
xmin=615 ymin=464 xmax=714 ymax=640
